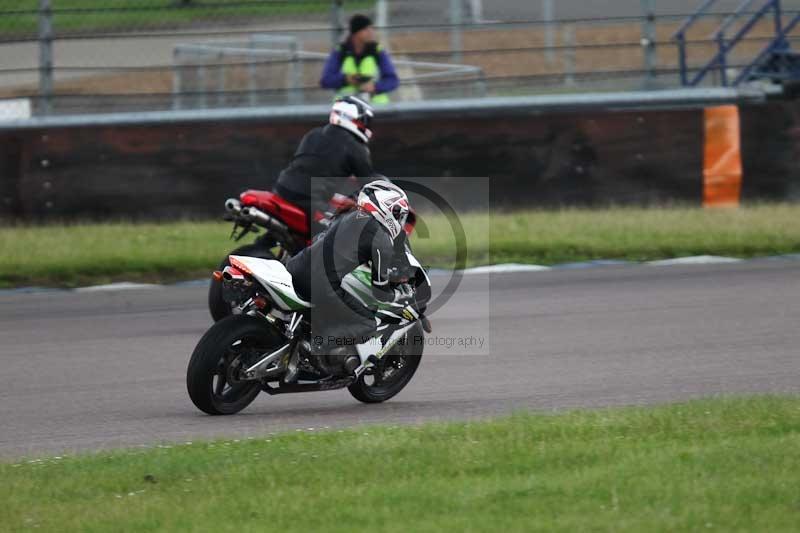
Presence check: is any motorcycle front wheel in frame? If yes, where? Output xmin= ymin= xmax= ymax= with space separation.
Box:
xmin=348 ymin=323 xmax=425 ymax=403
xmin=208 ymin=243 xmax=275 ymax=322
xmin=187 ymin=315 xmax=284 ymax=415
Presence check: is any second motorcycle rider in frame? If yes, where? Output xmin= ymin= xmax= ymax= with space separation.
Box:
xmin=273 ymin=95 xmax=377 ymax=236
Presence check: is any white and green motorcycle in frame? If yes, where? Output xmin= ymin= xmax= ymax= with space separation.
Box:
xmin=186 ymin=253 xmax=429 ymax=415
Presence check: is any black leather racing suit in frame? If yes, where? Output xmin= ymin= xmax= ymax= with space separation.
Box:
xmin=273 ymin=124 xmax=374 ymax=233
xmin=287 ymin=208 xmax=421 ymax=351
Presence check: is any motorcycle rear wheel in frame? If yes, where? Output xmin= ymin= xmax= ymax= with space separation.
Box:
xmin=187 ymin=315 xmax=284 ymax=415
xmin=348 ymin=323 xmax=425 ymax=403
xmin=208 ymin=243 xmax=275 ymax=322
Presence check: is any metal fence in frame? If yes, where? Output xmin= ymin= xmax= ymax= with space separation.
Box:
xmin=172 ymin=34 xmax=485 ymax=108
xmin=2 ymin=0 xmax=800 ymax=119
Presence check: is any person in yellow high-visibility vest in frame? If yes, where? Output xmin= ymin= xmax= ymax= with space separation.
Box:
xmin=320 ymin=14 xmax=399 ymax=104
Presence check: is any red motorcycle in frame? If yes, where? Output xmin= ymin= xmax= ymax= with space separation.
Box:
xmin=209 ymin=189 xmax=416 ymax=321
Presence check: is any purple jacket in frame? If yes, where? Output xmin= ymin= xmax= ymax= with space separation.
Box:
xmin=319 ymin=40 xmax=400 ymax=95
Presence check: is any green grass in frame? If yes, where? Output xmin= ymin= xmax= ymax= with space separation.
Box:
xmin=0 ymin=220 xmax=233 ymax=288
xmin=412 ymin=204 xmax=800 ymax=268
xmin=2 ymin=396 xmax=800 ymax=532
xmin=0 ymin=1 xmax=372 ymax=36
xmin=2 ymin=204 xmax=800 ymax=287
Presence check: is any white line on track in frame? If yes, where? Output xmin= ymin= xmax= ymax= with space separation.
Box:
xmin=646 ymin=256 xmax=743 ymax=267
xmin=74 ymin=282 xmax=163 ymax=292
xmin=460 ymin=263 xmax=552 ymax=275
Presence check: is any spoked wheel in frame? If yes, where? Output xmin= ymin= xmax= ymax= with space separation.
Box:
xmin=348 ymin=323 xmax=425 ymax=404
xmin=187 ymin=315 xmax=284 ymax=415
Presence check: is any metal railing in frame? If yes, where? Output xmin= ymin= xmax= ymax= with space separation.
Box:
xmin=733 ymin=10 xmax=800 ymax=82
xmin=172 ymin=35 xmax=486 ymax=109
xmin=675 ymin=0 xmax=800 ymax=86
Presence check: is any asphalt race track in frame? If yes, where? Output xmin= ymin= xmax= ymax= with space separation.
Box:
xmin=1 ymin=260 xmax=799 ymax=458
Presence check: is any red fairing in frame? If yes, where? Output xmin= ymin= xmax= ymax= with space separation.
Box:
xmin=239 ymin=189 xmax=309 ymax=235
xmin=238 ymin=189 xmax=414 ymax=237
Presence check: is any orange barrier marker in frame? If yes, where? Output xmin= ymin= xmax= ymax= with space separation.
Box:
xmin=703 ymin=105 xmax=743 ymax=208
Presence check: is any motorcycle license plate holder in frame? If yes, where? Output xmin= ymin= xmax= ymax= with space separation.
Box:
xmin=222 ymin=278 xmax=256 ymax=306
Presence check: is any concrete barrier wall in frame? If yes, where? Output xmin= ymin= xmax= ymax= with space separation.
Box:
xmin=740 ymin=100 xmax=800 ymax=202
xmin=0 ymin=97 xmax=797 ymax=220
xmin=0 ymin=134 xmax=22 ymax=218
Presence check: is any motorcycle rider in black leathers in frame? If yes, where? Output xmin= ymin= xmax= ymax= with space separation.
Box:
xmin=287 ymin=180 xmax=430 ymax=373
xmin=273 ymin=95 xmax=376 ymax=235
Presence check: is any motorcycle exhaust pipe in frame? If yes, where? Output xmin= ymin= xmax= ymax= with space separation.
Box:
xmin=225 ymin=198 xmax=242 ymax=214
xmin=240 ymin=206 xmax=288 ymax=234
xmin=226 ymin=200 xmax=292 ymax=241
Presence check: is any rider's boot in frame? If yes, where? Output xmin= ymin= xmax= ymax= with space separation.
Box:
xmin=346 ymin=354 xmax=379 ymax=380
xmin=347 ymin=337 xmax=383 ymax=378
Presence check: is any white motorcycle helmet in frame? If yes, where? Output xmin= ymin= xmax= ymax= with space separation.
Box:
xmin=329 ymin=95 xmax=374 ymax=143
xmin=357 ymin=180 xmax=410 ymax=240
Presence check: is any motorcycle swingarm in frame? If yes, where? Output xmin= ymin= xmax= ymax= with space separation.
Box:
xmin=261 ymin=378 xmax=353 ymax=395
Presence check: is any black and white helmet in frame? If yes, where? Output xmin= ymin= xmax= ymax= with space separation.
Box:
xmin=329 ymin=95 xmax=374 ymax=143
xmin=357 ymin=180 xmax=410 ymax=240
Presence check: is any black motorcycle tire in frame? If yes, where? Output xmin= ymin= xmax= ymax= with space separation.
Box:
xmin=187 ymin=315 xmax=284 ymax=415
xmin=208 ymin=243 xmax=275 ymax=322
xmin=348 ymin=323 xmax=425 ymax=404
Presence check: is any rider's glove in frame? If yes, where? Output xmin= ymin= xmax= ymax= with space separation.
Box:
xmin=391 ymin=283 xmax=415 ymax=304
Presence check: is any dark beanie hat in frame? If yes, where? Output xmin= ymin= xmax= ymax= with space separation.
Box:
xmin=349 ymin=14 xmax=372 ymax=35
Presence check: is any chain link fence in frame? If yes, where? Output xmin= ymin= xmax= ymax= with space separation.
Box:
xmin=2 ymin=0 xmax=800 ymax=119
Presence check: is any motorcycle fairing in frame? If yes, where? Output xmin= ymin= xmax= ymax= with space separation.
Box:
xmin=231 ymin=246 xmax=426 ymax=314
xmin=239 ymin=189 xmax=309 ymax=235
xmin=404 ymin=244 xmax=430 ymax=286
xmin=340 ymin=248 xmax=428 ymax=310
xmin=340 ymin=265 xmax=378 ymax=309
xmin=229 ymin=255 xmax=311 ymax=311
